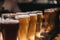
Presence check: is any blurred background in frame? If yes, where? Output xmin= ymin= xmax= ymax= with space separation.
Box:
xmin=16 ymin=0 xmax=60 ymax=11
xmin=0 ymin=0 xmax=60 ymax=12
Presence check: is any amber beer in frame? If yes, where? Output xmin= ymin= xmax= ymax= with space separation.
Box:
xmin=44 ymin=9 xmax=56 ymax=33
xmin=28 ymin=12 xmax=37 ymax=40
xmin=1 ymin=19 xmax=19 ymax=40
xmin=15 ymin=12 xmax=30 ymax=40
xmin=34 ymin=11 xmax=43 ymax=40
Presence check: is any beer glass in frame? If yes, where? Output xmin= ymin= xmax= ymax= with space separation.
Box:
xmin=1 ymin=13 xmax=19 ymax=40
xmin=15 ymin=12 xmax=30 ymax=40
xmin=33 ymin=11 xmax=43 ymax=40
xmin=44 ymin=9 xmax=56 ymax=33
xmin=28 ymin=12 xmax=37 ymax=40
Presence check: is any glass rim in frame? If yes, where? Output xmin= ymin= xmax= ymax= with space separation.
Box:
xmin=1 ymin=18 xmax=19 ymax=24
xmin=44 ymin=9 xmax=55 ymax=12
xmin=15 ymin=15 xmax=30 ymax=19
xmin=2 ymin=13 xmax=16 ymax=16
xmin=33 ymin=10 xmax=42 ymax=13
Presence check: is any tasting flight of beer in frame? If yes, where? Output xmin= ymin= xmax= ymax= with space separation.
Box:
xmin=0 ymin=8 xmax=60 ymax=40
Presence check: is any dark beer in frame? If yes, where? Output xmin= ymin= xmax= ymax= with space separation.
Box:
xmin=44 ymin=9 xmax=56 ymax=33
xmin=15 ymin=12 xmax=30 ymax=40
xmin=2 ymin=19 xmax=19 ymax=40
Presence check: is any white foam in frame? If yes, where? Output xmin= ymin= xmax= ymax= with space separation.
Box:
xmin=33 ymin=11 xmax=42 ymax=13
xmin=2 ymin=13 xmax=11 ymax=16
xmin=2 ymin=13 xmax=16 ymax=16
xmin=44 ymin=9 xmax=55 ymax=12
xmin=37 ymin=12 xmax=43 ymax=15
xmin=15 ymin=15 xmax=30 ymax=19
xmin=29 ymin=14 xmax=37 ymax=16
xmin=2 ymin=18 xmax=19 ymax=24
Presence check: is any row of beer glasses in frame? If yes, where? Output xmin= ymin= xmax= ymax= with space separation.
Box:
xmin=0 ymin=8 xmax=58 ymax=40
xmin=0 ymin=11 xmax=43 ymax=40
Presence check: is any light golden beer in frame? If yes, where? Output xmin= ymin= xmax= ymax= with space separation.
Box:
xmin=44 ymin=9 xmax=56 ymax=33
xmin=15 ymin=12 xmax=30 ymax=40
xmin=28 ymin=13 xmax=37 ymax=40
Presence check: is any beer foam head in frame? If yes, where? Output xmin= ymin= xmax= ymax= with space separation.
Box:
xmin=15 ymin=15 xmax=30 ymax=19
xmin=37 ymin=12 xmax=43 ymax=15
xmin=2 ymin=18 xmax=19 ymax=24
xmin=33 ymin=11 xmax=42 ymax=13
xmin=15 ymin=12 xmax=30 ymax=19
xmin=2 ymin=13 xmax=16 ymax=17
xmin=9 ymin=13 xmax=16 ymax=16
xmin=32 ymin=11 xmax=43 ymax=14
xmin=29 ymin=13 xmax=37 ymax=16
xmin=44 ymin=9 xmax=55 ymax=12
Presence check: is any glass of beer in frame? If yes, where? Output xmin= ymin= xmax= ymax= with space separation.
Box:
xmin=28 ymin=12 xmax=37 ymax=40
xmin=1 ymin=13 xmax=19 ymax=40
xmin=33 ymin=11 xmax=43 ymax=40
xmin=44 ymin=9 xmax=56 ymax=33
xmin=15 ymin=12 xmax=30 ymax=40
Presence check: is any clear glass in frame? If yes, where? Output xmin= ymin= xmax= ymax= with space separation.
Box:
xmin=1 ymin=13 xmax=19 ymax=40
xmin=33 ymin=11 xmax=44 ymax=40
xmin=44 ymin=9 xmax=56 ymax=33
xmin=15 ymin=12 xmax=30 ymax=40
xmin=27 ymin=12 xmax=37 ymax=40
